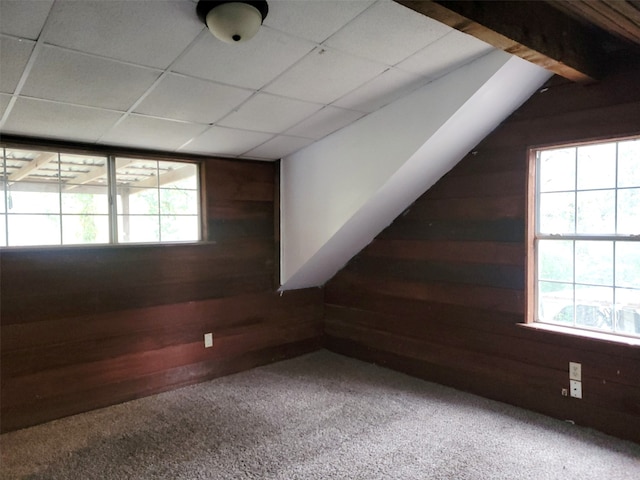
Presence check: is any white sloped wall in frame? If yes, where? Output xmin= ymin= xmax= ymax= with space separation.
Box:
xmin=280 ymin=50 xmax=551 ymax=290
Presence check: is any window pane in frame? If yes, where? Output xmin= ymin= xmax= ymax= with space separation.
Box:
xmin=0 ymin=181 xmax=5 ymax=213
xmin=160 ymin=188 xmax=198 ymax=215
xmin=575 ymin=285 xmax=613 ymax=332
xmin=160 ymin=215 xmax=199 ymax=242
xmin=4 ymin=149 xmax=59 ymax=183
xmin=6 ymin=182 xmax=60 ymax=214
xmin=576 ymin=190 xmax=615 ymax=234
xmin=616 ymin=242 xmax=640 ymax=289
xmin=0 ymin=215 xmax=6 ymax=247
xmin=62 ymin=215 xmax=110 ymax=244
xmin=61 ymin=187 xmax=109 ymax=215
xmin=577 ymin=142 xmax=616 ymax=190
xmin=158 ymin=161 xmax=198 ymax=190
xmin=539 ymin=192 xmax=574 ymax=234
xmin=117 ymin=215 xmax=159 ymax=243
xmin=617 ymin=188 xmax=640 ymax=234
xmin=615 ymin=287 xmax=640 ymax=336
xmin=538 ymin=240 xmax=573 ymax=282
xmin=575 ymin=240 xmax=613 ymax=286
xmin=538 ymin=281 xmax=573 ymax=325
xmin=116 ymin=158 xmax=159 ymax=187
xmin=60 ymin=153 xmax=108 ymax=188
xmin=117 ymin=187 xmax=159 ymax=215
xmin=8 ymin=214 xmax=61 ymax=246
xmin=618 ymin=139 xmax=640 ymax=188
xmin=539 ymin=148 xmax=575 ymax=192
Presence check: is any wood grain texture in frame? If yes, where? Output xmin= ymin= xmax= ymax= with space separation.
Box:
xmin=0 ymin=153 xmax=323 ymax=433
xmin=325 ymin=64 xmax=640 ymax=443
xmin=396 ymin=0 xmax=604 ymax=82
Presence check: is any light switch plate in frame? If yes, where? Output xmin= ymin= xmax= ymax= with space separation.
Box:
xmin=204 ymin=332 xmax=213 ymax=348
xmin=569 ymin=362 xmax=581 ymax=381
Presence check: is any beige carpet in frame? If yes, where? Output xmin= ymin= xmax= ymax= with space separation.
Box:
xmin=1 ymin=350 xmax=639 ymax=479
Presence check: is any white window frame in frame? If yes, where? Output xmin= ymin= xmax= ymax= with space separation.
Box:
xmin=1 ymin=145 xmax=202 ymax=247
xmin=527 ymin=136 xmax=640 ymax=340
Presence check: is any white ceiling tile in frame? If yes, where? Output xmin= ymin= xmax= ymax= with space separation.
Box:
xmin=217 ymin=93 xmax=321 ymax=134
xmin=2 ymin=97 xmax=123 ymax=142
xmin=134 ymin=74 xmax=253 ymax=124
xmin=100 ymin=115 xmax=207 ymax=151
xmin=0 ymin=93 xmax=12 ymax=118
xmin=264 ymin=0 xmax=374 ymax=43
xmin=333 ymin=68 xmax=427 ymax=113
xmin=285 ymin=106 xmax=365 ymax=139
xmin=323 ymin=0 xmax=451 ymax=66
xmin=396 ymin=30 xmax=495 ymax=79
xmin=264 ymin=47 xmax=387 ymax=104
xmin=173 ymin=26 xmax=315 ymax=90
xmin=43 ymin=0 xmax=203 ymax=69
xmin=0 ymin=36 xmax=35 ymax=94
xmin=178 ymin=126 xmax=273 ymax=157
xmin=21 ymin=46 xmax=162 ymax=111
xmin=245 ymin=135 xmax=314 ymax=160
xmin=0 ymin=0 xmax=54 ymax=39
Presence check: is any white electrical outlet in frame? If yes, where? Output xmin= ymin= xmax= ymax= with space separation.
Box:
xmin=569 ymin=362 xmax=581 ymax=381
xmin=570 ymin=380 xmax=582 ymax=399
xmin=204 ymin=332 xmax=213 ymax=348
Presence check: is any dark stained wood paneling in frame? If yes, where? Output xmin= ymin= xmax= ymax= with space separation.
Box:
xmin=325 ymin=64 xmax=640 ymax=443
xmin=0 ymin=153 xmax=324 ymax=432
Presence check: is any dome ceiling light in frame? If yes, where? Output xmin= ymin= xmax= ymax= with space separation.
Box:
xmin=196 ymin=0 xmax=269 ymax=44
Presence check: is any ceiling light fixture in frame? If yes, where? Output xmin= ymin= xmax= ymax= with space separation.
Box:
xmin=197 ymin=0 xmax=269 ymax=44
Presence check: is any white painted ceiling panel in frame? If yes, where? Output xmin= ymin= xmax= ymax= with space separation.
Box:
xmin=0 ymin=36 xmax=35 ymax=94
xmin=173 ymin=27 xmax=315 ymax=90
xmin=0 ymin=94 xmax=12 ymax=118
xmin=0 ymin=0 xmax=501 ymax=160
xmin=217 ymin=93 xmax=322 ymax=134
xmin=43 ymin=0 xmax=203 ymax=69
xmin=180 ymin=126 xmax=274 ymax=156
xmin=179 ymin=126 xmax=274 ymax=157
xmin=2 ymin=97 xmax=124 ymax=142
xmin=245 ymin=134 xmax=315 ymax=159
xmin=264 ymin=47 xmax=387 ymax=104
xmin=133 ymin=73 xmax=253 ymax=124
xmin=333 ymin=68 xmax=426 ymax=113
xmin=22 ymin=47 xmax=162 ymax=111
xmin=397 ymin=30 xmax=495 ymax=79
xmin=0 ymin=0 xmax=54 ymax=40
xmin=99 ymin=115 xmax=207 ymax=151
xmin=323 ymin=0 xmax=452 ymax=65
xmin=285 ymin=106 xmax=365 ymax=139
xmin=264 ymin=0 xmax=375 ymax=43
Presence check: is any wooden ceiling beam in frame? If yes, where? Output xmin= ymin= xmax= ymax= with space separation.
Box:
xmin=396 ymin=0 xmax=606 ymax=83
xmin=547 ymin=0 xmax=640 ymax=46
xmin=8 ymin=152 xmax=57 ymax=182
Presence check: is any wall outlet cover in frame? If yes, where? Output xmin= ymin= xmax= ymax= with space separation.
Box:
xmin=204 ymin=332 xmax=213 ymax=348
xmin=570 ymin=379 xmax=582 ymax=399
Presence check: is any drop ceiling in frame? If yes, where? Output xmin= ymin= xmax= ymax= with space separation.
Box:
xmin=0 ymin=0 xmax=494 ymax=161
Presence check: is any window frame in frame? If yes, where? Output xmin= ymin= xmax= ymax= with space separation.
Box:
xmin=0 ymin=140 xmax=205 ymax=248
xmin=526 ymin=135 xmax=640 ymax=342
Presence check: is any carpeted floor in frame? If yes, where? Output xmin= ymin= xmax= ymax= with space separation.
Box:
xmin=1 ymin=350 xmax=639 ymax=479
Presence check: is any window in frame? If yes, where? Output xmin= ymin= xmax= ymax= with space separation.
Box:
xmin=1 ymin=147 xmax=200 ymax=247
xmin=531 ymin=137 xmax=640 ymax=339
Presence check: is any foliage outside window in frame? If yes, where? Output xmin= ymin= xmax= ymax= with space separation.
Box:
xmin=1 ymin=147 xmax=200 ymax=247
xmin=533 ymin=137 xmax=640 ymax=339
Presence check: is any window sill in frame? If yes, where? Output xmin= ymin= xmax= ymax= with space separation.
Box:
xmin=518 ymin=322 xmax=640 ymax=347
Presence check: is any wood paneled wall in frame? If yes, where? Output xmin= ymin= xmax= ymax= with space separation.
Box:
xmin=325 ymin=65 xmax=640 ymax=443
xmin=1 ymin=155 xmax=323 ymax=433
